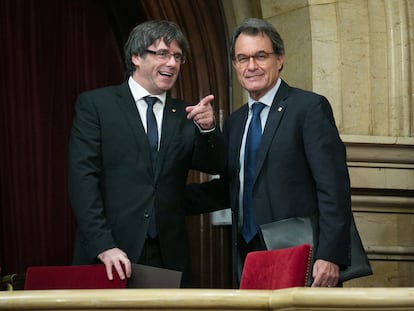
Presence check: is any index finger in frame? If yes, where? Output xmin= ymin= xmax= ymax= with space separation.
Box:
xmin=198 ymin=94 xmax=214 ymax=106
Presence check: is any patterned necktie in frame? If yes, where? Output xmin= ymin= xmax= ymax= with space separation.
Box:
xmin=144 ymin=96 xmax=158 ymax=238
xmin=144 ymin=96 xmax=159 ymax=169
xmin=241 ymin=102 xmax=265 ymax=243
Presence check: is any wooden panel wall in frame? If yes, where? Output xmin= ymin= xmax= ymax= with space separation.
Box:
xmin=342 ymin=135 xmax=414 ymax=287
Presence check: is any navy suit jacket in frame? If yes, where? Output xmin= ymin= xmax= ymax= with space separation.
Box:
xmin=68 ymin=81 xmax=225 ymax=286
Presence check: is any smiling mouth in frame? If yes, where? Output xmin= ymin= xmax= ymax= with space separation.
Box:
xmin=246 ymin=75 xmax=262 ymax=79
xmin=159 ymin=71 xmax=173 ymax=77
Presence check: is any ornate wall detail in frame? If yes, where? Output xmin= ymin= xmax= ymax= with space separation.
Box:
xmin=343 ymin=134 xmax=414 ymax=286
xmin=261 ymin=0 xmax=414 ymax=138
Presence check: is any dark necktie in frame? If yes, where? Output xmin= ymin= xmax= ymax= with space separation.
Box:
xmin=144 ymin=96 xmax=159 ymax=169
xmin=241 ymin=102 xmax=265 ymax=243
xmin=144 ymin=96 xmax=158 ymax=238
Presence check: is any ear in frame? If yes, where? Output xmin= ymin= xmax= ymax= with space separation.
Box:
xmin=232 ymin=60 xmax=238 ymax=70
xmin=276 ymin=54 xmax=285 ymax=71
xmin=132 ymin=54 xmax=142 ymax=68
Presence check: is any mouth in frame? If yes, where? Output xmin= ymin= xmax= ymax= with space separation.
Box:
xmin=245 ymin=73 xmax=263 ymax=80
xmin=159 ymin=70 xmax=174 ymax=77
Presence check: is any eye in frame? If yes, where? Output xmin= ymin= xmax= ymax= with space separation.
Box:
xmin=237 ymin=55 xmax=249 ymax=63
xmin=157 ymin=50 xmax=169 ymax=57
xmin=173 ymin=53 xmax=183 ymax=62
xmin=255 ymin=52 xmax=268 ymax=61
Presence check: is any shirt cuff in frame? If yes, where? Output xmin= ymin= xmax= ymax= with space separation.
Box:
xmin=194 ymin=121 xmax=215 ymax=133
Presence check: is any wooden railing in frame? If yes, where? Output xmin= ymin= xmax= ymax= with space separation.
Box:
xmin=1 ymin=288 xmax=414 ymax=310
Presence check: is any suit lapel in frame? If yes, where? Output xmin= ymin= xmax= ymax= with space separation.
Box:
xmin=115 ymin=82 xmax=153 ymax=169
xmin=255 ymin=81 xmax=290 ymax=179
xmin=155 ymin=98 xmax=181 ymax=177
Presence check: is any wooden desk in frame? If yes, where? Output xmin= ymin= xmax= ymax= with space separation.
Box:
xmin=0 ymin=287 xmax=414 ymax=310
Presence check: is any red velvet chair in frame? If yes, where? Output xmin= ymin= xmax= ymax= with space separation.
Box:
xmin=240 ymin=244 xmax=312 ymax=290
xmin=24 ymin=264 xmax=126 ymax=290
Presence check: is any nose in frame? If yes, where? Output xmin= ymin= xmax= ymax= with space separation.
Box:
xmin=247 ymin=56 xmax=258 ymax=69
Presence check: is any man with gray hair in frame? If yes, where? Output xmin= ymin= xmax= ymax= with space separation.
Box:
xmin=188 ymin=18 xmax=353 ymax=287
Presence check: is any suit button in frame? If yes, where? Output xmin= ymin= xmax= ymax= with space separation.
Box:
xmin=144 ymin=212 xmax=149 ymax=218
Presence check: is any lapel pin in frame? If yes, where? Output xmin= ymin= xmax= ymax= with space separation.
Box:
xmin=278 ymin=106 xmax=283 ymax=112
xmin=172 ymin=108 xmax=176 ymax=113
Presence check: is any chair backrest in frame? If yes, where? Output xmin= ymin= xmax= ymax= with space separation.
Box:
xmin=24 ymin=264 xmax=126 ymax=290
xmin=240 ymin=244 xmax=312 ymax=290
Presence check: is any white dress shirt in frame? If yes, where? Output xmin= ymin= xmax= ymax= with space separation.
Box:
xmin=128 ymin=76 xmax=166 ymax=148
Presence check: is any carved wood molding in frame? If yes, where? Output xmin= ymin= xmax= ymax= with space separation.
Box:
xmin=342 ymin=135 xmax=414 ymax=197
xmin=352 ymin=195 xmax=414 ymax=213
xmin=366 ymin=246 xmax=414 ymax=260
xmin=342 ymin=134 xmax=414 ymax=165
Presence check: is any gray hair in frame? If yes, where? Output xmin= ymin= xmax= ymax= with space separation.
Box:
xmin=124 ymin=20 xmax=189 ymax=76
xmin=230 ymin=18 xmax=285 ymax=60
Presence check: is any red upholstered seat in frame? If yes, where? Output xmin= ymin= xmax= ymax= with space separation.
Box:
xmin=240 ymin=244 xmax=312 ymax=290
xmin=24 ymin=264 xmax=126 ymax=290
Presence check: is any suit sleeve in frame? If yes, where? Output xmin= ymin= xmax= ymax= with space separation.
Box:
xmin=303 ymin=96 xmax=352 ymax=267
xmin=191 ymin=126 xmax=226 ymax=175
xmin=68 ymin=92 xmax=117 ymax=260
xmin=185 ymin=177 xmax=229 ymax=215
xmin=185 ymin=120 xmax=227 ymax=215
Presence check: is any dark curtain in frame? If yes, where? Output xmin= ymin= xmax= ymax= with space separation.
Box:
xmin=0 ymin=0 xmax=124 ymax=275
xmin=0 ymin=0 xmax=232 ymax=288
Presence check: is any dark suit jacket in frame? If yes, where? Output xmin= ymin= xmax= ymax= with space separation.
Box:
xmin=226 ymin=80 xmax=351 ymax=265
xmin=188 ymin=80 xmax=351 ymax=269
xmin=68 ymin=81 xmax=225 ymax=286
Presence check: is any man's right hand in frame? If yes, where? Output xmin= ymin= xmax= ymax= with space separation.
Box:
xmin=97 ymin=248 xmax=132 ymax=280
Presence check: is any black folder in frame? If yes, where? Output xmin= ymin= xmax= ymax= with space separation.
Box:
xmin=127 ymin=264 xmax=182 ymax=288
